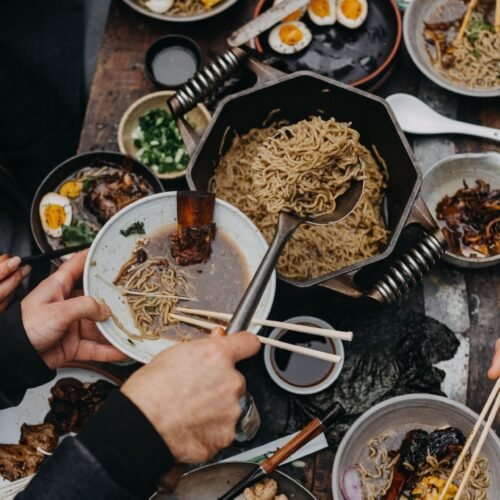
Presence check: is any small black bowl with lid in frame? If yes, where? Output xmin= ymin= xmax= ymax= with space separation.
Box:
xmin=145 ymin=35 xmax=203 ymax=89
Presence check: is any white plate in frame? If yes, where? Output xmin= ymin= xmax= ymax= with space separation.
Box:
xmin=84 ymin=192 xmax=276 ymax=364
xmin=0 ymin=365 xmax=120 ymax=487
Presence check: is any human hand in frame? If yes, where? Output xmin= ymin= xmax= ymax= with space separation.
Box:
xmin=0 ymin=254 xmax=31 ymax=313
xmin=488 ymin=339 xmax=500 ymax=380
xmin=21 ymin=251 xmax=126 ymax=369
xmin=121 ymin=331 xmax=261 ymax=463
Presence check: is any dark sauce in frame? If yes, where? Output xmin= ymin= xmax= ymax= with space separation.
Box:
xmin=143 ymin=224 xmax=249 ymax=341
xmin=271 ymin=329 xmax=336 ymax=388
xmin=151 ymin=46 xmax=198 ymax=87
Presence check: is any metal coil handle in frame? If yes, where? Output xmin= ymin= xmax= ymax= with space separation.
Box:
xmin=168 ymin=48 xmax=248 ymax=118
xmin=369 ymin=230 xmax=446 ymax=304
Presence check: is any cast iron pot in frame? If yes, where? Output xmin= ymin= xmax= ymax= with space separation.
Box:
xmin=31 ymin=151 xmax=164 ymax=263
xmin=168 ymin=52 xmax=447 ymax=304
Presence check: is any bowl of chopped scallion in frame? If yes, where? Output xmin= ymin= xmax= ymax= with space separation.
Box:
xmin=118 ymin=91 xmax=211 ymax=180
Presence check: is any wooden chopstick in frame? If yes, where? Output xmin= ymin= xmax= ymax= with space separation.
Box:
xmin=496 ymin=0 xmax=500 ymax=33
xmin=169 ymin=313 xmax=342 ymax=364
xmin=456 ymin=0 xmax=478 ymax=42
xmin=439 ymin=377 xmax=500 ymax=500
xmin=174 ymin=306 xmax=353 ymax=341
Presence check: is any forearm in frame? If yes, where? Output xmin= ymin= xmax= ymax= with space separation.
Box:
xmin=0 ymin=301 xmax=55 ymax=409
xmin=19 ymin=391 xmax=175 ymax=499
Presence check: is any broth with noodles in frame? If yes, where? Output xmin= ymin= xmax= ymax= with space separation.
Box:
xmin=114 ymin=224 xmax=248 ymax=342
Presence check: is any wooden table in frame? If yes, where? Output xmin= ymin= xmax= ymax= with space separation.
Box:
xmin=80 ymin=1 xmax=500 ymax=497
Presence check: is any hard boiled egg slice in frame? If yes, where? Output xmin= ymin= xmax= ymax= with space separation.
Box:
xmin=308 ymin=0 xmax=336 ymax=26
xmin=39 ymin=193 xmax=72 ymax=239
xmin=59 ymin=180 xmax=82 ymax=199
xmin=337 ymin=0 xmax=368 ymax=29
xmin=268 ymin=22 xmax=312 ymax=55
xmin=273 ymin=0 xmax=306 ymax=22
xmin=144 ymin=0 xmax=174 ymax=14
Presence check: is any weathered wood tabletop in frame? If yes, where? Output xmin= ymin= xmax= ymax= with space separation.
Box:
xmin=79 ymin=1 xmax=500 ymax=497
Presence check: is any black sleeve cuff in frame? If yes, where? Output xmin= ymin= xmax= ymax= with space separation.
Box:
xmin=0 ymin=301 xmax=55 ymax=403
xmin=78 ymin=389 xmax=174 ymax=498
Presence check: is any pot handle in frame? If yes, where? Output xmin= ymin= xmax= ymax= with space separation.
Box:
xmin=319 ymin=196 xmax=447 ymax=304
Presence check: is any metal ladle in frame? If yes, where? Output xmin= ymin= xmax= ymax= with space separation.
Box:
xmin=226 ymin=179 xmax=365 ymax=334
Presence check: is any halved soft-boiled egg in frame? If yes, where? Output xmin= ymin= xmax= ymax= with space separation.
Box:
xmin=39 ymin=193 xmax=72 ymax=239
xmin=268 ymin=22 xmax=312 ymax=55
xmin=308 ymin=0 xmax=336 ymax=26
xmin=337 ymin=0 xmax=368 ymax=29
xmin=144 ymin=0 xmax=174 ymax=14
xmin=273 ymin=0 xmax=306 ymax=22
xmin=59 ymin=180 xmax=82 ymax=199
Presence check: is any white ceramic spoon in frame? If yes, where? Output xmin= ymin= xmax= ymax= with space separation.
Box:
xmin=386 ymin=93 xmax=500 ymax=142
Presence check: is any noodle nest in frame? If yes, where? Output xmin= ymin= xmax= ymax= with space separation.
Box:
xmin=138 ymin=0 xmax=220 ymax=16
xmin=210 ymin=116 xmax=389 ymax=280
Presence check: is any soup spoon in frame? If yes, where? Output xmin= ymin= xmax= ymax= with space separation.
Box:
xmin=226 ymin=180 xmax=365 ymax=334
xmin=386 ymin=93 xmax=500 ymax=143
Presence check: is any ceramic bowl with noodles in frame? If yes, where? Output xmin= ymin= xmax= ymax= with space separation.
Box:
xmin=83 ymin=192 xmax=276 ymax=364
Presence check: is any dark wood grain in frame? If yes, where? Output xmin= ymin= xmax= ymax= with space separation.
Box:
xmin=79 ymin=2 xmax=500 ymax=498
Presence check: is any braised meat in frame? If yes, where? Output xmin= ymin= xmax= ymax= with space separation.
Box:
xmin=20 ymin=423 xmax=58 ymax=453
xmin=437 ymin=179 xmax=500 ymax=257
xmin=0 ymin=445 xmax=44 ymax=481
xmin=85 ymin=169 xmax=153 ymax=224
xmin=428 ymin=427 xmax=465 ymax=461
xmin=44 ymin=378 xmax=116 ymax=434
xmin=169 ymin=191 xmax=216 ymax=266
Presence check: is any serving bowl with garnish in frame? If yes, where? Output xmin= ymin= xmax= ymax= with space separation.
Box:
xmin=421 ymin=152 xmax=500 ymax=269
xmin=31 ymin=151 xmax=163 ymax=265
xmin=332 ymin=394 xmax=500 ymax=499
xmin=83 ymin=192 xmax=276 ymax=364
xmin=118 ymin=91 xmax=211 ymax=180
xmin=404 ymin=0 xmax=500 ymax=97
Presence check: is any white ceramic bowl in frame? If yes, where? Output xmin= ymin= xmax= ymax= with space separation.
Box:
xmin=332 ymin=394 xmax=500 ymax=499
xmin=83 ymin=192 xmax=276 ymax=364
xmin=421 ymin=152 xmax=500 ymax=269
xmin=263 ymin=316 xmax=344 ymax=396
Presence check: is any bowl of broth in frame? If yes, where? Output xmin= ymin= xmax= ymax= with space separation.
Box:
xmin=84 ymin=191 xmax=276 ymax=364
xmin=264 ymin=316 xmax=344 ymax=395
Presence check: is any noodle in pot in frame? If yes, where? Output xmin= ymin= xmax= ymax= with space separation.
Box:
xmin=210 ymin=117 xmax=389 ymax=280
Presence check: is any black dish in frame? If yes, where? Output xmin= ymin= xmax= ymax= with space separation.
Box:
xmin=145 ymin=35 xmax=203 ymax=89
xmin=31 ymin=151 xmax=164 ymax=259
xmin=253 ymin=0 xmax=402 ymax=91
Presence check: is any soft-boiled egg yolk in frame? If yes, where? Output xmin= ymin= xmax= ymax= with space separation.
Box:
xmin=59 ymin=180 xmax=82 ymax=199
xmin=341 ymin=0 xmax=363 ymax=19
xmin=279 ymin=24 xmax=304 ymax=46
xmin=310 ymin=0 xmax=331 ymax=18
xmin=43 ymin=205 xmax=68 ymax=230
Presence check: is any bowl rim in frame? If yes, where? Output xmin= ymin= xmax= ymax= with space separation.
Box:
xmin=404 ymin=0 xmax=500 ymax=98
xmin=263 ymin=315 xmax=344 ymax=395
xmin=117 ymin=90 xmax=211 ymax=180
xmin=332 ymin=393 xmax=500 ymax=498
xmin=83 ymin=191 xmax=277 ymax=364
xmin=145 ymin=35 xmax=203 ymax=89
xmin=120 ymin=0 xmax=240 ymax=23
xmin=252 ymin=0 xmax=402 ymax=89
xmin=30 ymin=150 xmax=164 ymax=261
xmin=422 ymin=152 xmax=500 ymax=266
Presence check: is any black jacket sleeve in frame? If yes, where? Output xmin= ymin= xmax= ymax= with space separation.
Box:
xmin=0 ymin=301 xmax=55 ymax=408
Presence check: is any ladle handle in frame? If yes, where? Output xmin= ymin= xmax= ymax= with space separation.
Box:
xmin=227 ymin=213 xmax=302 ymax=334
xmin=443 ymin=120 xmax=500 ymax=143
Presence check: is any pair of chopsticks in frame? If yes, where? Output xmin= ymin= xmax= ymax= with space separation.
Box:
xmin=20 ymin=243 xmax=91 ymax=266
xmin=171 ymin=307 xmax=352 ymax=364
xmin=439 ymin=377 xmax=500 ymax=500
xmin=457 ymin=0 xmax=500 ymax=40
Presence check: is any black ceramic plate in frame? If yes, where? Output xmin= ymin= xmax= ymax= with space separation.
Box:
xmin=253 ymin=0 xmax=402 ymax=90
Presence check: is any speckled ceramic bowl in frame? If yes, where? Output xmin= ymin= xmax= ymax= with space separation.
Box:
xmin=332 ymin=394 xmax=500 ymax=499
xmin=83 ymin=192 xmax=276 ymax=364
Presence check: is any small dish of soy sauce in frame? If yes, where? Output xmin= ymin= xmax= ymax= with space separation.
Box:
xmin=264 ymin=316 xmax=344 ymax=395
xmin=145 ymin=35 xmax=202 ymax=89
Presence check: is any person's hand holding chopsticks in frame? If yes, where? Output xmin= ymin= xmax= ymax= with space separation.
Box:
xmin=488 ymin=339 xmax=500 ymax=379
xmin=20 ymin=250 xmax=126 ymax=368
xmin=0 ymin=254 xmax=31 ymax=313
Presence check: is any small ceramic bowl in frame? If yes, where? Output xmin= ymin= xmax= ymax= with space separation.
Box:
xmin=421 ymin=152 xmax=500 ymax=269
xmin=264 ymin=316 xmax=344 ymax=396
xmin=118 ymin=91 xmax=211 ymax=180
xmin=145 ymin=35 xmax=202 ymax=89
